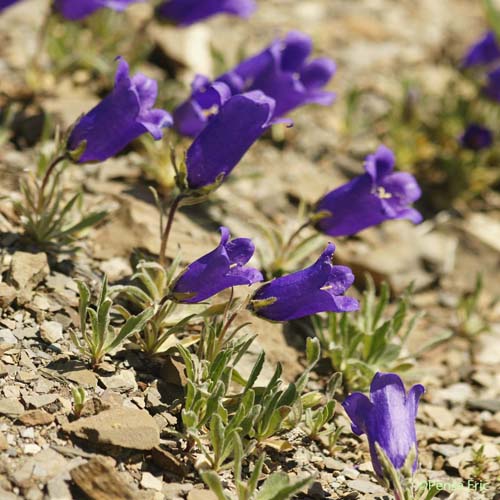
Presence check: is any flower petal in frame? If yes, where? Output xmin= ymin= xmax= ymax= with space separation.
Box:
xmin=157 ymin=0 xmax=255 ymax=26
xmin=463 ymin=31 xmax=500 ymax=67
xmin=280 ymin=31 xmax=312 ymax=72
xmin=342 ymin=392 xmax=373 ymax=436
xmin=364 ymin=145 xmax=395 ymax=182
xmin=186 ymin=91 xmax=275 ymax=189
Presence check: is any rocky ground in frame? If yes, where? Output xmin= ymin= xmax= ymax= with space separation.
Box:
xmin=0 ymin=0 xmax=499 ymax=499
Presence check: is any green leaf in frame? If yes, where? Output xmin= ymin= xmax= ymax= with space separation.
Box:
xmin=277 ymin=383 xmax=297 ymax=407
xmin=305 ymin=337 xmax=321 ymax=367
xmin=244 ymin=350 xmax=265 ymax=393
xmin=96 ymin=298 xmax=112 ymax=347
xmin=210 ymin=413 xmax=224 ymax=464
xmin=106 ymin=307 xmax=154 ymax=352
xmin=483 ymin=0 xmax=500 ymax=38
xmin=76 ymin=280 xmax=90 ymax=337
xmin=232 ymin=434 xmax=243 ymax=483
xmin=248 ymin=452 xmax=266 ymax=495
xmin=372 ymin=281 xmax=390 ymax=329
xmin=413 ymin=330 xmax=453 ymax=357
xmin=58 ymin=210 xmax=107 ymax=237
xmin=200 ymin=471 xmax=230 ymax=500
xmin=177 ymin=344 xmax=195 ymax=381
xmin=255 ymin=472 xmax=313 ymax=500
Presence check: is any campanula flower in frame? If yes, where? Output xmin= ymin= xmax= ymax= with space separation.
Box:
xmin=314 ymin=145 xmax=422 ymax=237
xmin=485 ymin=67 xmax=500 ymax=101
xmin=67 ymin=57 xmax=172 ymax=163
xmin=463 ymin=31 xmax=500 ymax=67
xmin=171 ymin=227 xmax=263 ymax=303
xmin=173 ymin=76 xmax=231 ymax=137
xmin=0 ymin=0 xmax=21 ymax=12
xmin=54 ymin=0 xmax=144 ymax=20
xmin=460 ymin=124 xmax=493 ymax=150
xmin=156 ymin=0 xmax=255 ymax=26
xmin=220 ymin=31 xmax=336 ymax=117
xmin=174 ymin=31 xmax=335 ymax=136
xmin=185 ymin=90 xmax=275 ymax=189
xmin=250 ymin=243 xmax=358 ymax=322
xmin=342 ymin=372 xmax=425 ymax=478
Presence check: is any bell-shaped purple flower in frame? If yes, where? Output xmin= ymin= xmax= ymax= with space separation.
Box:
xmin=174 ymin=31 xmax=335 ymax=136
xmin=173 ymin=76 xmax=232 ymax=137
xmin=185 ymin=90 xmax=275 ymax=189
xmin=342 ymin=372 xmax=425 ymax=478
xmin=485 ymin=67 xmax=500 ymax=101
xmin=54 ymin=0 xmax=144 ymax=20
xmin=250 ymin=243 xmax=358 ymax=322
xmin=156 ymin=0 xmax=255 ymax=26
xmin=460 ymin=124 xmax=493 ymax=151
xmin=0 ymin=0 xmax=21 ymax=12
xmin=67 ymin=57 xmax=172 ymax=163
xmin=171 ymin=227 xmax=263 ymax=303
xmin=463 ymin=31 xmax=500 ymax=67
xmin=314 ymin=145 xmax=422 ymax=237
xmin=222 ymin=31 xmax=336 ymax=118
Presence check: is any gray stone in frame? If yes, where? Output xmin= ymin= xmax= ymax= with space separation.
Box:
xmin=467 ymin=399 xmax=500 ymax=413
xmin=323 ymin=457 xmax=346 ymax=471
xmin=187 ymin=489 xmax=218 ymax=500
xmin=0 ymin=282 xmax=17 ymax=307
xmin=347 ymin=479 xmax=386 ymax=494
xmin=343 ymin=468 xmax=360 ymax=480
xmin=9 ymin=252 xmax=49 ymax=290
xmin=63 ymin=408 xmax=160 ymax=450
xmin=100 ymin=370 xmax=137 ymax=392
xmin=0 ymin=329 xmax=17 ymax=345
xmin=24 ymin=443 xmax=41 ymax=455
xmin=0 ymin=397 xmax=24 ymax=418
xmin=19 ymin=409 xmax=55 ymax=426
xmin=63 ymin=368 xmax=98 ymax=388
xmin=70 ymin=457 xmax=137 ymax=500
xmin=141 ymin=472 xmax=163 ymax=492
xmin=163 ymin=483 xmax=193 ymax=497
xmin=46 ymin=477 xmax=72 ymax=500
xmin=40 ymin=320 xmax=63 ymax=343
xmin=24 ymin=394 xmax=58 ymax=409
xmin=11 ymin=448 xmax=68 ymax=487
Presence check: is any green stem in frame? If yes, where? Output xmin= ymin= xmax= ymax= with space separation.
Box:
xmin=37 ymin=154 xmax=67 ymax=212
xmin=282 ymin=219 xmax=312 ymax=254
xmin=272 ymin=219 xmax=312 ymax=272
xmin=159 ymin=195 xmax=182 ymax=267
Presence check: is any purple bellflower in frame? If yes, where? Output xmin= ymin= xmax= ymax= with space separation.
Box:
xmin=485 ymin=66 xmax=500 ymax=101
xmin=463 ymin=31 xmax=500 ymax=67
xmin=174 ymin=31 xmax=335 ymax=136
xmin=460 ymin=123 xmax=493 ymax=150
xmin=342 ymin=372 xmax=425 ymax=478
xmin=314 ymin=145 xmax=422 ymax=237
xmin=173 ymin=76 xmax=232 ymax=137
xmin=67 ymin=57 xmax=172 ymax=163
xmin=185 ymin=90 xmax=276 ymax=190
xmin=171 ymin=226 xmax=263 ymax=303
xmin=156 ymin=0 xmax=255 ymax=26
xmin=250 ymin=243 xmax=358 ymax=322
xmin=0 ymin=0 xmax=21 ymax=12
xmin=54 ymin=0 xmax=144 ymax=20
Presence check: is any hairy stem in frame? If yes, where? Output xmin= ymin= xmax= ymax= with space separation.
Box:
xmin=37 ymin=154 xmax=67 ymax=212
xmin=159 ymin=195 xmax=182 ymax=267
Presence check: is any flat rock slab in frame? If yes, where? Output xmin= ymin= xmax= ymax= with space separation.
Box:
xmin=0 ymin=397 xmax=24 ymax=418
xmin=18 ymin=409 xmax=55 ymax=426
xmin=71 ymin=457 xmax=137 ymax=500
xmin=63 ymin=408 xmax=160 ymax=450
xmin=9 ymin=251 xmax=49 ymax=290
